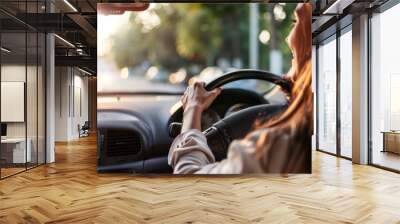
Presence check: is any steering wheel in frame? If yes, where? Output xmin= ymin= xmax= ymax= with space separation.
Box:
xmin=169 ymin=69 xmax=291 ymax=161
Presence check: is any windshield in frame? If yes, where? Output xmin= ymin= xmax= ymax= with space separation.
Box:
xmin=98 ymin=3 xmax=295 ymax=94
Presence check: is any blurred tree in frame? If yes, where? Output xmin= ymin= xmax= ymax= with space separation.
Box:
xmin=176 ymin=4 xmax=222 ymax=65
xmin=146 ymin=6 xmax=184 ymax=70
xmin=109 ymin=3 xmax=297 ymax=77
xmin=110 ymin=21 xmax=147 ymax=69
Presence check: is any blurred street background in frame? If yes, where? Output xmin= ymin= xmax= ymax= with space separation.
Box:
xmin=98 ymin=3 xmax=296 ymax=93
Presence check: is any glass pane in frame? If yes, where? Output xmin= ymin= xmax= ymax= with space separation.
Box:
xmin=317 ymin=37 xmax=337 ymax=154
xmin=371 ymin=4 xmax=400 ymax=171
xmin=38 ymin=32 xmax=45 ymax=165
xmin=1 ymin=30 xmax=27 ymax=177
xmin=26 ymin=0 xmax=39 ymax=169
xmin=27 ymin=31 xmax=38 ymax=169
xmin=312 ymin=46 xmax=317 ymax=151
xmin=339 ymin=30 xmax=352 ymax=158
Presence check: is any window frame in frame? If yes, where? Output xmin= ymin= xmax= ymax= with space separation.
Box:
xmin=314 ymin=21 xmax=353 ymax=160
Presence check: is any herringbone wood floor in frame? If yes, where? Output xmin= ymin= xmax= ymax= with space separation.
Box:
xmin=1 ymin=135 xmax=400 ymax=224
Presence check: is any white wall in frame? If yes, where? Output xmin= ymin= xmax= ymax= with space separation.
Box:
xmin=1 ymin=65 xmax=37 ymax=138
xmin=55 ymin=67 xmax=89 ymax=141
xmin=1 ymin=65 xmax=26 ymax=131
xmin=72 ymin=73 xmax=89 ymax=137
xmin=55 ymin=67 xmax=69 ymax=141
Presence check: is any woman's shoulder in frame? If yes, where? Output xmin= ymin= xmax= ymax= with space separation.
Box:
xmin=245 ymin=127 xmax=292 ymax=143
xmin=226 ymin=139 xmax=262 ymax=173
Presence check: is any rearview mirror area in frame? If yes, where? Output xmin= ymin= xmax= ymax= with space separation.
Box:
xmin=98 ymin=3 xmax=150 ymax=15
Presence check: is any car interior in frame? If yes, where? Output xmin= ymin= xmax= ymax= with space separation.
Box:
xmin=97 ymin=69 xmax=291 ymax=173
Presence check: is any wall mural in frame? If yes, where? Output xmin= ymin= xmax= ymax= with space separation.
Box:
xmin=97 ymin=3 xmax=313 ymax=174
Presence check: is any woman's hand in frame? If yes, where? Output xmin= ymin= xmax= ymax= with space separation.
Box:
xmin=181 ymin=82 xmax=221 ymax=113
xmin=180 ymin=82 xmax=221 ymax=132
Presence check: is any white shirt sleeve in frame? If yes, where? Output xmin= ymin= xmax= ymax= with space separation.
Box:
xmin=168 ymin=129 xmax=264 ymax=174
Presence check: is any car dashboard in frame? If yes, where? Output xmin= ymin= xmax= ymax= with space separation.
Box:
xmin=97 ymin=88 xmax=268 ymax=173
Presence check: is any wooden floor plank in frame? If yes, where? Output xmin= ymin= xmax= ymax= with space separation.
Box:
xmin=0 ymin=135 xmax=399 ymax=223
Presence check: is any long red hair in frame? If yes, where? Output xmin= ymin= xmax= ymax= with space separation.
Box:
xmin=248 ymin=3 xmax=313 ymax=173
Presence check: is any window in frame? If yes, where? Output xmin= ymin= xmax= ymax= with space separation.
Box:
xmin=370 ymin=3 xmax=400 ymax=171
xmin=1 ymin=29 xmax=28 ymax=177
xmin=0 ymin=1 xmax=46 ymax=179
xmin=339 ymin=28 xmax=352 ymax=158
xmin=317 ymin=36 xmax=337 ymax=154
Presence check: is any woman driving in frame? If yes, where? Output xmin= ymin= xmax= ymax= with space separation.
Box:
xmin=168 ymin=3 xmax=312 ymax=174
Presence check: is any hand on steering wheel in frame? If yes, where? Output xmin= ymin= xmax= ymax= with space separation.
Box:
xmin=181 ymin=82 xmax=222 ymax=113
xmin=169 ymin=69 xmax=290 ymax=160
xmin=180 ymin=82 xmax=221 ymax=133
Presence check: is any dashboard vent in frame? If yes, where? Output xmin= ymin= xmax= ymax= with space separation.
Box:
xmin=106 ymin=129 xmax=141 ymax=157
